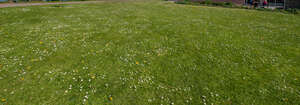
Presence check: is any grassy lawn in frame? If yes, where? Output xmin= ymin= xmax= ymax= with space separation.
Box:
xmin=0 ymin=0 xmax=300 ymax=104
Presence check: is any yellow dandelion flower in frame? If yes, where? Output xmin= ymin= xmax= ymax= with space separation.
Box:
xmin=91 ymin=75 xmax=96 ymax=79
xmin=108 ymin=96 xmax=113 ymax=101
xmin=39 ymin=41 xmax=43 ymax=44
xmin=1 ymin=98 xmax=6 ymax=102
xmin=31 ymin=59 xmax=39 ymax=62
xmin=20 ymin=77 xmax=25 ymax=81
xmin=135 ymin=61 xmax=139 ymax=65
xmin=26 ymin=66 xmax=31 ymax=70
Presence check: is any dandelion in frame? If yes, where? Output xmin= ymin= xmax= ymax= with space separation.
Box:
xmin=283 ymin=98 xmax=288 ymax=102
xmin=1 ymin=98 xmax=6 ymax=102
xmin=91 ymin=75 xmax=96 ymax=79
xmin=84 ymin=95 xmax=89 ymax=99
xmin=65 ymin=90 xmax=68 ymax=93
xmin=10 ymin=91 xmax=14 ymax=95
xmin=135 ymin=61 xmax=139 ymax=65
xmin=69 ymin=85 xmax=72 ymax=90
xmin=26 ymin=66 xmax=31 ymax=70
xmin=108 ymin=96 xmax=113 ymax=101
xmin=31 ymin=59 xmax=39 ymax=62
xmin=21 ymin=77 xmax=25 ymax=81
xmin=39 ymin=41 xmax=43 ymax=44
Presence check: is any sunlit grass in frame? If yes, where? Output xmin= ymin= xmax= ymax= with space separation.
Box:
xmin=0 ymin=0 xmax=299 ymax=104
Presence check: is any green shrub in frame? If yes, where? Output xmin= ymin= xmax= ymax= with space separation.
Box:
xmin=212 ymin=2 xmax=225 ymax=6
xmin=224 ymin=2 xmax=234 ymax=7
xmin=175 ymin=0 xmax=188 ymax=4
xmin=204 ymin=0 xmax=212 ymax=5
xmin=256 ymin=8 xmax=265 ymax=11
xmin=285 ymin=8 xmax=299 ymax=14
xmin=175 ymin=0 xmax=192 ymax=4
xmin=199 ymin=1 xmax=206 ymax=4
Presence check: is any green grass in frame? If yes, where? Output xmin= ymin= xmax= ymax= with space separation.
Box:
xmin=0 ymin=0 xmax=300 ymax=104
